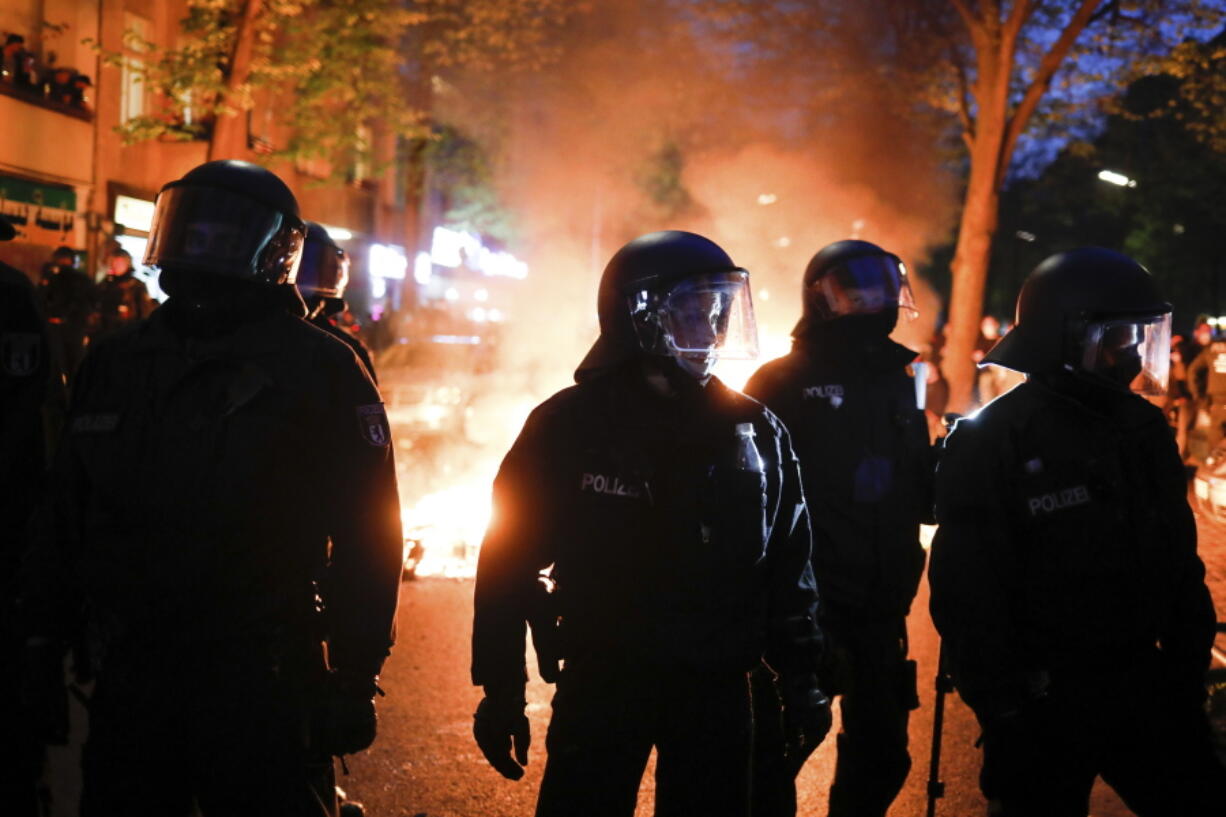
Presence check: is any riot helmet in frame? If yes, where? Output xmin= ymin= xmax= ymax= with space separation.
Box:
xmin=144 ymin=160 xmax=305 ymax=285
xmin=983 ymin=247 xmax=1171 ymax=395
xmin=576 ymin=230 xmax=758 ymax=381
xmin=297 ymin=222 xmax=350 ymax=316
xmin=794 ymin=240 xmax=917 ymax=338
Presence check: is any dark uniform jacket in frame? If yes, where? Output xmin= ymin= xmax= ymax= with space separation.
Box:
xmin=310 ymin=313 xmax=376 ymax=384
xmin=37 ymin=264 xmax=94 ymax=330
xmin=94 ymin=273 xmax=155 ymax=339
xmin=24 ymin=306 xmax=403 ymax=677
xmin=472 ymin=364 xmax=822 ymax=690
xmin=745 ymin=337 xmax=932 ymax=622
xmin=1 ymin=264 xmax=56 ymax=590
xmin=930 ymin=377 xmax=1216 ymax=717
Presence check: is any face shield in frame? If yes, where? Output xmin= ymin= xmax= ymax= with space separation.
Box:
xmin=1078 ymin=312 xmax=1171 ymax=395
xmin=298 ymin=240 xmax=350 ymax=299
xmin=628 ymin=270 xmax=759 ymax=373
xmin=809 ymin=254 xmax=917 ymax=322
xmin=144 ymin=185 xmax=304 ymax=285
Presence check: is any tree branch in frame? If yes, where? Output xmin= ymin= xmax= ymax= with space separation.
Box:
xmin=948 ymin=0 xmax=979 ymax=36
xmin=1088 ymin=0 xmax=1119 ymax=25
xmin=951 ymin=45 xmax=976 ymax=147
xmin=1005 ymin=0 xmax=1037 ymax=31
xmin=995 ymin=0 xmax=1103 ymax=186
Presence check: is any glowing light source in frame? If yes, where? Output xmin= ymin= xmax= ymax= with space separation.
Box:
xmin=320 ymin=223 xmax=353 ymax=241
xmin=369 ymin=243 xmax=408 ymax=280
xmin=759 ymin=289 xmax=771 ymax=301
xmin=1097 ymin=169 xmax=1137 ymax=188
xmin=758 ymin=193 xmax=778 ymax=205
xmin=474 ymin=288 xmax=489 ymax=302
xmin=430 ymin=226 xmax=474 ymax=268
xmin=414 ymin=252 xmax=433 ymax=285
xmin=444 ymin=287 xmax=459 ymax=302
xmin=114 ymin=195 xmax=155 ymax=232
xmin=429 ymin=225 xmax=529 ymax=279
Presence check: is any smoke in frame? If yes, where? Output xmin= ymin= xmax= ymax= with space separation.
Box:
xmin=437 ymin=0 xmax=957 ymax=396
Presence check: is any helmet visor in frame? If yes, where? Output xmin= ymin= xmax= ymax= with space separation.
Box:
xmin=144 ymin=185 xmax=304 ymax=284
xmin=809 ymin=254 xmax=917 ymax=321
xmin=298 ymin=240 xmax=350 ymax=299
xmin=628 ymin=270 xmax=760 ymax=360
xmin=1079 ymin=313 xmax=1171 ymax=395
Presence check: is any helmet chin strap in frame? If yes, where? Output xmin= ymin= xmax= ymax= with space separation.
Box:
xmin=672 ymin=352 xmax=715 ymax=382
xmin=641 ymin=353 xmax=712 ymax=397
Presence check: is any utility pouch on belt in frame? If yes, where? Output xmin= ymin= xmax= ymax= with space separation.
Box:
xmin=528 ymin=576 xmax=561 ymax=683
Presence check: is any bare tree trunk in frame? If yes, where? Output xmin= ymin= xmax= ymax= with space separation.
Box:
xmin=942 ymin=0 xmax=1103 ymax=413
xmin=943 ymin=42 xmax=1010 ymax=413
xmin=207 ymin=0 xmax=262 ymax=161
xmin=944 ymin=168 xmax=1000 ymax=413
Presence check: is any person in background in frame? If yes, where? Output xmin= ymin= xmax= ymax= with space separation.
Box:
xmin=93 ymin=248 xmax=155 ymax=342
xmin=1186 ymin=322 xmax=1226 ymax=462
xmin=37 ymin=245 xmax=94 ymax=385
xmin=297 ymin=222 xmax=375 ymax=381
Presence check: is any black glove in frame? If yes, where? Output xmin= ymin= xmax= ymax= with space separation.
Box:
xmin=473 ymin=688 xmax=530 ymax=780
xmin=19 ymin=639 xmax=69 ymax=745
xmin=780 ymin=673 xmax=831 ymax=776
xmin=314 ymin=670 xmax=379 ymax=756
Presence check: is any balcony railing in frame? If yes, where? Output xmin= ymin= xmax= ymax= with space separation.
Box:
xmin=0 ymin=77 xmax=92 ymax=122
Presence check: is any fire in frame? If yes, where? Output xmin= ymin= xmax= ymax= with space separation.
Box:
xmin=401 ymin=473 xmax=495 ymax=579
xmin=715 ymin=324 xmax=793 ymax=392
xmin=395 ymin=331 xmax=795 ymax=581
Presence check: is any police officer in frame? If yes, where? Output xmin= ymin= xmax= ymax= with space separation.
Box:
xmin=297 ymin=222 xmax=376 ymax=381
xmin=37 ymin=245 xmax=95 ymax=383
xmin=93 ymin=247 xmax=155 ymax=341
xmin=471 ymin=230 xmax=829 ymax=817
xmin=930 ymin=248 xmax=1225 ymax=816
xmin=18 ymin=160 xmax=404 ymax=816
xmin=1 ymin=217 xmax=65 ymax=817
xmin=1185 ymin=326 xmax=1226 ymax=461
xmin=294 ymin=220 xmax=375 ymax=816
xmin=745 ymin=239 xmax=931 ymax=817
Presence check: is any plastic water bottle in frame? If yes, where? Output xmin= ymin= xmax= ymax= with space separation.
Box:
xmin=734 ymin=422 xmax=764 ymax=473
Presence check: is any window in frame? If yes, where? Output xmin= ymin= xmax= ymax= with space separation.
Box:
xmin=119 ymin=13 xmax=149 ymax=124
xmin=351 ymin=124 xmax=372 ymax=185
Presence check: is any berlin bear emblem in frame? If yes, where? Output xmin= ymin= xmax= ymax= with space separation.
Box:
xmin=1 ymin=332 xmax=40 ymax=377
xmin=356 ymin=403 xmax=391 ymax=447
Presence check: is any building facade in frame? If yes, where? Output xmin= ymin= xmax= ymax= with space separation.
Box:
xmin=0 ymin=0 xmax=418 ymax=319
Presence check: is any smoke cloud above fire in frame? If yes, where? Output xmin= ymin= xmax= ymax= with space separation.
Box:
xmin=401 ymin=1 xmax=960 ymax=573
xmin=439 ymin=0 xmax=958 ymax=395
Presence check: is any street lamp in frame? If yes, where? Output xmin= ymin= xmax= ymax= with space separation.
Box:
xmin=1097 ymin=169 xmax=1137 ymax=188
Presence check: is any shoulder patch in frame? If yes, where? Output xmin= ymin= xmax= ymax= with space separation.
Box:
xmin=356 ymin=403 xmax=391 ymax=447
xmin=1 ymin=332 xmax=41 ymax=376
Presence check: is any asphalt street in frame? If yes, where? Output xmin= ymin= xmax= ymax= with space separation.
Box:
xmin=44 ymin=507 xmax=1226 ymax=817
xmin=338 ymin=573 xmax=1142 ymax=817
